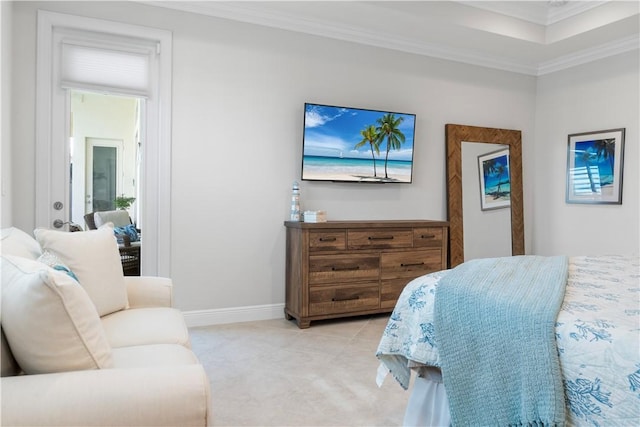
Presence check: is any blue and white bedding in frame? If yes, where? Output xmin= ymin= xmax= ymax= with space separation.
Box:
xmin=376 ymin=255 xmax=640 ymax=426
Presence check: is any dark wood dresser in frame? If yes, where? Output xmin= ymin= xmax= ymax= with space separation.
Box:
xmin=284 ymin=220 xmax=448 ymax=328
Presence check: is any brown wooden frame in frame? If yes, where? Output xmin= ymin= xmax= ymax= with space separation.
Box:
xmin=446 ymin=124 xmax=524 ymax=267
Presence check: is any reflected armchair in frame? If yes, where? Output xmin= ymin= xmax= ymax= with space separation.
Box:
xmin=84 ymin=210 xmax=141 ymax=276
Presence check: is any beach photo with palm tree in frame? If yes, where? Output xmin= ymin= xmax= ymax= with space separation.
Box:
xmin=566 ymin=129 xmax=625 ymax=204
xmin=301 ymin=103 xmax=415 ymax=183
xmin=478 ymin=148 xmax=511 ymax=210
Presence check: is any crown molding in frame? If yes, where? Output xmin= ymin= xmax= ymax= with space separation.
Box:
xmin=143 ymin=1 xmax=637 ymax=77
xmin=461 ymin=1 xmax=608 ymax=26
xmin=537 ymin=34 xmax=639 ymax=75
xmin=546 ymin=1 xmax=609 ymax=25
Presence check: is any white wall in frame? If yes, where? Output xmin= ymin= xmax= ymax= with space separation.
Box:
xmin=7 ymin=1 xmax=556 ymax=317
xmin=1 ymin=0 xmax=12 ymax=228
xmin=533 ymin=51 xmax=639 ymax=256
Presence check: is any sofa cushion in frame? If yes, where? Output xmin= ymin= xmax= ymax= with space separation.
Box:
xmin=101 ymin=307 xmax=191 ymax=349
xmin=34 ymin=225 xmax=128 ymax=317
xmin=111 ymin=344 xmax=199 ymax=369
xmin=37 ymin=250 xmax=80 ymax=282
xmin=0 ymin=227 xmax=43 ymax=260
xmin=94 ymin=210 xmax=131 ymax=228
xmin=1 ymin=256 xmax=113 ymax=374
xmin=1 ymin=328 xmax=21 ymax=377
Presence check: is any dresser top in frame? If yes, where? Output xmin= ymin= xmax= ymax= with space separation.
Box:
xmin=284 ymin=219 xmax=449 ymax=229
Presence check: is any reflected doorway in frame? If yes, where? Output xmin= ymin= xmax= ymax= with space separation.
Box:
xmin=69 ymin=91 xmax=141 ymax=228
xmin=87 ymin=139 xmax=123 ymax=211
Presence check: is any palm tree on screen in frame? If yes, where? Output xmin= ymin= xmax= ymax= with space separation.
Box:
xmin=355 ymin=125 xmax=381 ymax=177
xmin=376 ymin=113 xmax=405 ymax=179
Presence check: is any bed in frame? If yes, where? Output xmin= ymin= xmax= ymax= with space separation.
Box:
xmin=376 ymin=254 xmax=640 ymax=426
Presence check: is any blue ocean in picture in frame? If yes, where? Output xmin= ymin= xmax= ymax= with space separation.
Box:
xmin=572 ymin=139 xmax=615 ymax=195
xmin=482 ymin=154 xmax=510 ymax=200
xmin=303 ymin=155 xmax=412 ymax=182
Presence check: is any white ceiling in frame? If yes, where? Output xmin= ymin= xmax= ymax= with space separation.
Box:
xmin=147 ymin=1 xmax=640 ymax=75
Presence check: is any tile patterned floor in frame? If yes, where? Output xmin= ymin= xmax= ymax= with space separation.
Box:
xmin=190 ymin=314 xmax=410 ymax=426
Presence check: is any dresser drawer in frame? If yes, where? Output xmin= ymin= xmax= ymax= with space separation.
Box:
xmin=380 ymin=249 xmax=443 ymax=280
xmin=309 ymin=230 xmax=346 ymax=252
xmin=309 ymin=254 xmax=379 ymax=284
xmin=381 ymin=277 xmax=412 ymax=309
xmin=348 ymin=229 xmax=412 ymax=250
xmin=413 ymin=227 xmax=444 ymax=248
xmin=309 ymin=283 xmax=380 ymax=316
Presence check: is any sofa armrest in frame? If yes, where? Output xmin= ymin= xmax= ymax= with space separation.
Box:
xmin=1 ymin=365 xmax=211 ymax=426
xmin=125 ymin=276 xmax=173 ymax=308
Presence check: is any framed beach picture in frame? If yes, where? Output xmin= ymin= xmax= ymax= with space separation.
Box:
xmin=566 ymin=128 xmax=625 ymax=204
xmin=478 ymin=148 xmax=511 ymax=211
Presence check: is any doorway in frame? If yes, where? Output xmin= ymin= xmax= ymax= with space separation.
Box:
xmin=36 ymin=10 xmax=172 ymax=276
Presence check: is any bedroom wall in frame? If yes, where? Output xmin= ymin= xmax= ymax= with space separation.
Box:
xmin=1 ymin=0 xmax=12 ymax=228
xmin=533 ymin=51 xmax=639 ymax=256
xmin=9 ymin=1 xmax=536 ymax=317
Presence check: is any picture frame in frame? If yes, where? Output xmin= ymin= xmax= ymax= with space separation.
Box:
xmin=478 ymin=148 xmax=511 ymax=211
xmin=566 ymin=128 xmax=625 ymax=204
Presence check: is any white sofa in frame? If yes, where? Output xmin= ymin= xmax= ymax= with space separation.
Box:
xmin=1 ymin=227 xmax=212 ymax=426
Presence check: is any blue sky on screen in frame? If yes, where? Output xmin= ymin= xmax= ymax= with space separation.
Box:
xmin=303 ymin=104 xmax=415 ymax=161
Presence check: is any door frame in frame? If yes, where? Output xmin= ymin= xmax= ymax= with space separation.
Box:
xmin=36 ymin=10 xmax=172 ymax=277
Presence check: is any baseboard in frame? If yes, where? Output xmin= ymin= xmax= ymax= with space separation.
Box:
xmin=183 ymin=303 xmax=286 ymax=328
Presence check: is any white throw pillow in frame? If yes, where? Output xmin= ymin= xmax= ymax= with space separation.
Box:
xmin=34 ymin=225 xmax=129 ymax=316
xmin=1 ymin=255 xmax=113 ymax=374
xmin=0 ymin=227 xmax=43 ymax=260
xmin=94 ymin=210 xmax=131 ymax=228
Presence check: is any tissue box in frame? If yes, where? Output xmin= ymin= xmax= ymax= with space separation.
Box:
xmin=303 ymin=210 xmax=327 ymax=223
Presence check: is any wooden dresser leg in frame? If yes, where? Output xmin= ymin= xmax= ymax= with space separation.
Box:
xmin=296 ymin=318 xmax=311 ymax=329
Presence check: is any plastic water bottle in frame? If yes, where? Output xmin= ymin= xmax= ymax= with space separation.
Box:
xmin=290 ymin=181 xmax=301 ymax=221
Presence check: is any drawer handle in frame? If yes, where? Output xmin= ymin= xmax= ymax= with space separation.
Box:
xmin=332 ymin=296 xmax=360 ymax=302
xmin=401 ymin=262 xmax=425 ymax=267
xmin=319 ymin=237 xmax=337 ymax=242
xmin=420 ymin=234 xmax=436 ymax=239
xmin=368 ymin=236 xmax=394 ymax=240
xmin=331 ymin=266 xmax=360 ymax=271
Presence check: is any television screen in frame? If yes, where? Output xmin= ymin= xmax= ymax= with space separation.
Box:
xmin=301 ymin=103 xmax=416 ymax=183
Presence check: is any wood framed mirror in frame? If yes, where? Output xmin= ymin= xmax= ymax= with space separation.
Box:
xmin=446 ymin=124 xmax=525 ymax=267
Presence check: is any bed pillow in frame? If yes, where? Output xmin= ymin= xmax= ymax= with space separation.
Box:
xmin=0 ymin=227 xmax=43 ymax=260
xmin=34 ymin=225 xmax=128 ymax=316
xmin=94 ymin=210 xmax=131 ymax=228
xmin=1 ymin=255 xmax=113 ymax=374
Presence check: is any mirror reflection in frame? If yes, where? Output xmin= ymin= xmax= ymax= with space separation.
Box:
xmin=462 ymin=142 xmax=511 ymax=261
xmin=445 ymin=124 xmax=524 ymax=268
xmin=69 ymin=91 xmax=142 ymax=228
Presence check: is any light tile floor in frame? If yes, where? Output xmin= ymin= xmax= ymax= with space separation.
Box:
xmin=190 ymin=314 xmax=411 ymax=426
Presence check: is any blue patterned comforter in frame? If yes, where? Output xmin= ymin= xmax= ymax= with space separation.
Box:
xmin=376 ymin=255 xmax=640 ymax=426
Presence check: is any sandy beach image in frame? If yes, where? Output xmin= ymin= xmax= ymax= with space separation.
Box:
xmin=302 ymin=171 xmax=409 ymax=183
xmin=302 ymin=156 xmax=412 ymax=183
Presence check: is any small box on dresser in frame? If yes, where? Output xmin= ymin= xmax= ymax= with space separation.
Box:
xmin=284 ymin=220 xmax=448 ymax=328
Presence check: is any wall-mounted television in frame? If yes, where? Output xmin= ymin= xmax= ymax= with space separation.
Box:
xmin=301 ymin=103 xmax=416 ymax=183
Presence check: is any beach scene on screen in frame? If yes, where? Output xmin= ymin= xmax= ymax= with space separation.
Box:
xmin=302 ymin=104 xmax=415 ymax=183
